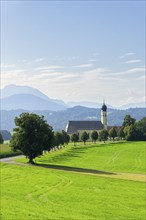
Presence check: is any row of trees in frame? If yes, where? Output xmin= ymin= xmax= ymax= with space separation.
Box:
xmin=70 ymin=128 xmax=119 ymax=145
xmin=71 ymin=115 xmax=146 ymax=144
xmin=9 ymin=113 xmax=146 ymax=164
xmin=10 ymin=113 xmax=70 ymax=164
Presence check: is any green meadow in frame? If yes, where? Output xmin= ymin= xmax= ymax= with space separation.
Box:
xmin=1 ymin=141 xmax=146 ymax=220
xmin=19 ymin=141 xmax=146 ymax=174
xmin=0 ymin=144 xmax=22 ymax=159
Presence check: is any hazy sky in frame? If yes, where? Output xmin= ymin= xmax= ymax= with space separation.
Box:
xmin=1 ymin=1 xmax=145 ymax=107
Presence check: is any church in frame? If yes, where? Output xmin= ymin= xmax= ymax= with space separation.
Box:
xmin=66 ymin=102 xmax=108 ymax=136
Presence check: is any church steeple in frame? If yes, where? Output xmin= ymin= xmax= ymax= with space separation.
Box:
xmin=101 ymin=101 xmax=107 ymax=129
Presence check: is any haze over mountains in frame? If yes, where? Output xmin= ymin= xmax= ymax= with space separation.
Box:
xmin=0 ymin=85 xmax=145 ymax=132
xmin=1 ymin=84 xmax=145 ymax=110
xmin=1 ymin=85 xmax=67 ymax=111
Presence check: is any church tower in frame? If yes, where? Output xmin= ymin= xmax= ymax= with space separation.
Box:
xmin=101 ymin=101 xmax=107 ymax=129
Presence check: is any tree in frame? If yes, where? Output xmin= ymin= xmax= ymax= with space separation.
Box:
xmin=54 ymin=132 xmax=64 ymax=147
xmin=122 ymin=115 xmax=136 ymax=127
xmin=91 ymin=130 xmax=98 ymax=143
xmin=61 ymin=130 xmax=70 ymax=145
xmin=0 ymin=133 xmax=4 ymax=144
xmin=135 ymin=117 xmax=146 ymax=141
xmin=81 ymin=131 xmax=89 ymax=144
xmin=117 ymin=127 xmax=125 ymax=140
xmin=99 ymin=129 xmax=108 ymax=143
xmin=71 ymin=133 xmax=79 ymax=146
xmin=109 ymin=127 xmax=117 ymax=141
xmin=124 ymin=125 xmax=138 ymax=141
xmin=124 ymin=117 xmax=146 ymax=141
xmin=10 ymin=113 xmax=54 ymax=164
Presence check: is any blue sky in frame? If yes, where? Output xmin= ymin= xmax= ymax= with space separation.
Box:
xmin=1 ymin=0 xmax=145 ymax=107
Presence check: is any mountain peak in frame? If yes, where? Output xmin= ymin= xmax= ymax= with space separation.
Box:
xmin=1 ymin=84 xmax=51 ymax=101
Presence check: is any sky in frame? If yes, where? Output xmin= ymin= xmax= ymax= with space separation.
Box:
xmin=1 ymin=0 xmax=145 ymax=107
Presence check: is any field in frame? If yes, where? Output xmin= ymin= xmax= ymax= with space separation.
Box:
xmin=1 ymin=141 xmax=146 ymax=220
xmin=0 ymin=144 xmax=22 ymax=159
xmin=18 ymin=141 xmax=146 ymax=174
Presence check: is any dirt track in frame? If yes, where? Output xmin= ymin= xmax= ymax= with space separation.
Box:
xmin=1 ymin=156 xmax=146 ymax=182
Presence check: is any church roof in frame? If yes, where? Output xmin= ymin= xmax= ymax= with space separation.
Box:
xmin=67 ymin=121 xmax=104 ymax=134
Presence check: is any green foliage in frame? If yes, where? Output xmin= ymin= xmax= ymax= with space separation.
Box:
xmin=122 ymin=115 xmax=136 ymax=127
xmin=81 ymin=131 xmax=89 ymax=144
xmin=124 ymin=125 xmax=138 ymax=141
xmin=117 ymin=127 xmax=125 ymax=139
xmin=109 ymin=127 xmax=117 ymax=141
xmin=10 ymin=113 xmax=54 ymax=164
xmin=53 ymin=130 xmax=70 ymax=147
xmin=91 ymin=130 xmax=98 ymax=143
xmin=99 ymin=129 xmax=108 ymax=142
xmin=71 ymin=133 xmax=79 ymax=146
xmin=61 ymin=130 xmax=70 ymax=144
xmin=54 ymin=132 xmax=64 ymax=147
xmin=135 ymin=117 xmax=146 ymax=141
xmin=0 ymin=133 xmax=4 ymax=144
xmin=123 ymin=117 xmax=146 ymax=141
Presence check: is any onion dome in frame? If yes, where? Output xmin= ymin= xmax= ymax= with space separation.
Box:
xmin=101 ymin=103 xmax=107 ymax=111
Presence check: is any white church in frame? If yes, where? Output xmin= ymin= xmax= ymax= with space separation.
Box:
xmin=66 ymin=102 xmax=108 ymax=136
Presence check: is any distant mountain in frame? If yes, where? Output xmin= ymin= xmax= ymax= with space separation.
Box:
xmin=1 ymin=84 xmax=145 ymax=111
xmin=119 ymin=102 xmax=146 ymax=109
xmin=0 ymin=84 xmax=67 ymax=111
xmin=1 ymin=106 xmax=145 ymax=132
xmin=1 ymin=84 xmax=49 ymax=100
xmin=1 ymin=94 xmax=67 ymax=111
xmin=1 ymin=84 xmax=67 ymax=108
xmin=67 ymin=101 xmax=114 ymax=109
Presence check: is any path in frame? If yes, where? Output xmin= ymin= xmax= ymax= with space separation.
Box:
xmin=1 ymin=155 xmax=145 ymax=182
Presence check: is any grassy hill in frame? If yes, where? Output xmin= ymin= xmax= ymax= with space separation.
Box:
xmin=1 ymin=141 xmax=146 ymax=220
xmin=18 ymin=141 xmax=145 ymax=174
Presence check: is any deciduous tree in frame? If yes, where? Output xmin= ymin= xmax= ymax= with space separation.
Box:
xmin=117 ymin=127 xmax=125 ymax=140
xmin=99 ymin=129 xmax=108 ymax=143
xmin=91 ymin=130 xmax=98 ymax=143
xmin=81 ymin=131 xmax=89 ymax=144
xmin=10 ymin=113 xmax=54 ymax=164
xmin=61 ymin=130 xmax=70 ymax=145
xmin=122 ymin=115 xmax=136 ymax=127
xmin=109 ymin=127 xmax=117 ymax=141
xmin=71 ymin=133 xmax=79 ymax=146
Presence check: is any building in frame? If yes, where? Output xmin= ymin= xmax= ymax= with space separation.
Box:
xmin=66 ymin=102 xmax=108 ymax=136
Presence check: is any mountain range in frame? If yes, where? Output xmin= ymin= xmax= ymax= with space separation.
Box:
xmin=0 ymin=85 xmax=145 ymax=132
xmin=1 ymin=84 xmax=145 ymax=110
xmin=1 ymin=107 xmax=145 ymax=132
xmin=1 ymin=85 xmax=67 ymax=111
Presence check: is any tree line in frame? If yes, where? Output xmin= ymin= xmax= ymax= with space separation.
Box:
xmin=71 ymin=115 xmax=146 ymax=145
xmin=1 ymin=113 xmax=145 ymax=164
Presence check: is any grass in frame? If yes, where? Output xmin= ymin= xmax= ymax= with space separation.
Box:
xmin=1 ymin=163 xmax=145 ymax=220
xmin=0 ymin=144 xmax=22 ymax=158
xmin=1 ymin=141 xmax=146 ymax=219
xmin=17 ymin=141 xmax=146 ymax=174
